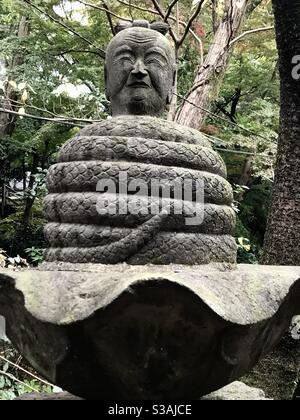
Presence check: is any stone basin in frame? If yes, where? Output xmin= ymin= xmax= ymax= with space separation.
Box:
xmin=0 ymin=263 xmax=299 ymax=400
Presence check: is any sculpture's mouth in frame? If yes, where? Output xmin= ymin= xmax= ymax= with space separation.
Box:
xmin=127 ymin=81 xmax=151 ymax=89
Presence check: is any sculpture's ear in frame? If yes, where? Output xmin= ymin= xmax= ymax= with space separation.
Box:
xmin=104 ymin=65 xmax=110 ymax=101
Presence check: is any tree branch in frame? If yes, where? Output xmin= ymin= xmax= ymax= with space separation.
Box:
xmin=116 ymin=0 xmax=202 ymax=46
xmin=0 ymin=94 xmax=105 ymax=124
xmin=77 ymin=0 xmax=132 ymax=22
xmin=150 ymin=0 xmax=167 ymax=21
xmin=0 ymin=107 xmax=96 ymax=127
xmin=116 ymin=0 xmax=158 ymax=16
xmin=150 ymin=0 xmax=178 ymax=43
xmin=230 ymin=26 xmax=275 ymax=46
xmin=23 ymin=0 xmax=106 ymax=59
xmin=165 ymin=0 xmax=180 ymax=22
xmin=0 ymin=96 xmax=62 ymax=118
xmin=177 ymin=0 xmax=205 ymax=47
xmin=102 ymin=2 xmax=116 ymax=35
xmin=174 ymin=93 xmax=268 ymax=140
xmin=54 ymin=49 xmax=105 ymax=57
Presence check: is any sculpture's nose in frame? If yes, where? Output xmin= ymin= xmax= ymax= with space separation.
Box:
xmin=131 ymin=59 xmax=148 ymax=78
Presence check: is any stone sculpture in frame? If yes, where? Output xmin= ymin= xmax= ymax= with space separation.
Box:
xmin=105 ymin=21 xmax=175 ymax=117
xmin=0 ymin=21 xmax=299 ymax=401
xmin=43 ymin=22 xmax=237 ymax=265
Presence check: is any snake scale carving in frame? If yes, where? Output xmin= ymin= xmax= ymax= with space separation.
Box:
xmin=44 ymin=116 xmax=237 ymax=264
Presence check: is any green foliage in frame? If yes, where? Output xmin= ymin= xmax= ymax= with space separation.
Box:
xmin=234 ymin=180 xmax=272 ymax=263
xmin=25 ymin=246 xmax=44 ymax=265
xmin=0 ymin=344 xmax=53 ymax=400
xmin=0 ymin=187 xmax=47 ymax=257
xmin=236 ymin=235 xmax=260 ymax=264
xmin=239 ymin=181 xmax=272 ymax=243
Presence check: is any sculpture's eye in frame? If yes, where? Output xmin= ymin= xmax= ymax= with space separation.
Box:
xmin=120 ymin=55 xmax=135 ymax=64
xmin=114 ymin=52 xmax=135 ymax=66
xmin=145 ymin=56 xmax=164 ymax=68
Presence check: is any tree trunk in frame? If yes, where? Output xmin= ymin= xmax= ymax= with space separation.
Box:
xmin=0 ymin=62 xmax=11 ymax=137
xmin=167 ymin=48 xmax=179 ymax=121
xmin=22 ymin=152 xmax=38 ymax=227
xmin=262 ymin=0 xmax=300 ymax=265
xmin=240 ymin=156 xmax=254 ymax=186
xmin=0 ymin=16 xmax=29 ymax=137
xmin=175 ymin=0 xmax=249 ymax=129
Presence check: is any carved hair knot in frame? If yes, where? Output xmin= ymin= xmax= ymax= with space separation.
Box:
xmin=115 ymin=20 xmax=169 ymax=35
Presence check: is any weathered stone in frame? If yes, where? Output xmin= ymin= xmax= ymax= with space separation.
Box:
xmin=43 ymin=115 xmax=237 ymax=265
xmin=0 ymin=264 xmax=299 ymax=400
xmin=15 ymin=382 xmax=270 ymax=401
xmin=201 ymin=381 xmax=271 ymax=400
xmin=15 ymin=392 xmax=82 ymax=401
xmin=105 ymin=24 xmax=176 ymax=117
xmin=1 ymin=21 xmax=299 ymax=403
xmin=0 ymin=315 xmax=8 ymax=341
xmin=243 ymin=333 xmax=300 ymax=400
xmin=42 ymin=24 xmax=236 ymax=266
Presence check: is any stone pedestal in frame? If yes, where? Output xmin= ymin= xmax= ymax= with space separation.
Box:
xmin=0 ymin=263 xmax=299 ymax=400
xmin=201 ymin=381 xmax=271 ymax=400
xmin=15 ymin=382 xmax=270 ymax=400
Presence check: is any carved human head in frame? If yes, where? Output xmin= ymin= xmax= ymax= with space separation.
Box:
xmin=105 ymin=21 xmax=176 ymax=117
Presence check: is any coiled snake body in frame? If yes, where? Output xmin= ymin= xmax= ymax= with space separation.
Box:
xmin=44 ymin=116 xmax=237 ymax=264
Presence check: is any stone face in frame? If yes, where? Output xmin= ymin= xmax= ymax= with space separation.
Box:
xmin=105 ymin=25 xmax=176 ymax=117
xmin=0 ymin=264 xmax=299 ymax=400
xmin=201 ymin=382 xmax=271 ymax=400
